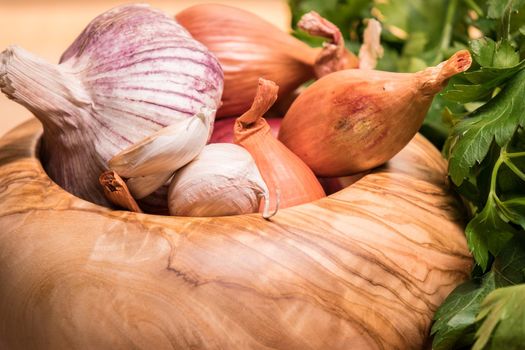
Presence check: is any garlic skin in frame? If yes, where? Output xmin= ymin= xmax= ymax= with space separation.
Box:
xmin=127 ymin=172 xmax=174 ymax=200
xmin=109 ymin=110 xmax=211 ymax=178
xmin=358 ymin=19 xmax=384 ymax=70
xmin=109 ymin=109 xmax=213 ymax=200
xmin=168 ymin=143 xmax=271 ymax=217
xmin=0 ymin=4 xmax=223 ymax=206
xmin=278 ymin=50 xmax=472 ymax=177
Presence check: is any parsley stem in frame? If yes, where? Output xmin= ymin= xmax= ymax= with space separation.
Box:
xmin=489 ymin=153 xmax=504 ymax=200
xmin=502 ymin=0 xmax=514 ymax=41
xmin=507 ymin=151 xmax=525 ymax=158
xmin=434 ymin=0 xmax=458 ymax=65
xmin=504 ymin=159 xmax=525 ymax=181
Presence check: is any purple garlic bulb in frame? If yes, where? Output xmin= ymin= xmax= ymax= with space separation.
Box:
xmin=0 ymin=4 xmax=223 ymax=206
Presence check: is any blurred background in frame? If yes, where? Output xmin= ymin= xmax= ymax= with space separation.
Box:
xmin=0 ymin=0 xmax=289 ymax=136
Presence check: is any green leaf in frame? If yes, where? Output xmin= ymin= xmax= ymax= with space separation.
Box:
xmin=448 ymin=69 xmax=525 ymax=186
xmin=497 ymin=197 xmax=525 ymax=229
xmin=420 ymin=93 xmax=462 ymax=148
xmin=431 ymin=273 xmax=495 ymax=350
xmin=443 ymin=40 xmax=525 ymax=104
xmin=473 ymin=284 xmax=525 ymax=350
xmin=470 ymin=38 xmax=519 ymax=69
xmin=487 ymin=0 xmax=525 ymax=19
xmin=373 ymin=0 xmax=464 ymax=69
xmin=471 ymin=37 xmax=497 ymax=67
xmin=493 ymin=235 xmax=525 ymax=287
xmin=493 ymin=41 xmax=520 ymax=68
xmin=465 ymin=196 xmax=516 ymax=271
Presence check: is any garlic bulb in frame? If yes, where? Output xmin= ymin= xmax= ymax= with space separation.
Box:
xmin=0 ymin=4 xmax=223 ymax=206
xmin=168 ymin=143 xmax=272 ymax=218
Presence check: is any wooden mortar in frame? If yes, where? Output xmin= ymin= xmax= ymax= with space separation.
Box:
xmin=0 ymin=119 xmax=471 ymax=350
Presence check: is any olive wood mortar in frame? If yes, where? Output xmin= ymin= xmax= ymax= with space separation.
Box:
xmin=0 ymin=119 xmax=471 ymax=350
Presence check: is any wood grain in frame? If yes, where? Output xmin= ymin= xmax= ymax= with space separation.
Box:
xmin=0 ymin=119 xmax=471 ymax=350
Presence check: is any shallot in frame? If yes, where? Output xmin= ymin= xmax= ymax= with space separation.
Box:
xmin=234 ymin=78 xmax=325 ymax=211
xmin=278 ymin=50 xmax=472 ymax=176
xmin=177 ymin=5 xmax=381 ymax=118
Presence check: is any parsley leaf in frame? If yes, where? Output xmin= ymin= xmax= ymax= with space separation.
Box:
xmin=487 ymin=0 xmax=525 ymax=19
xmin=448 ymin=68 xmax=525 ymax=186
xmin=493 ymin=235 xmax=525 ymax=287
xmin=431 ymin=273 xmax=495 ymax=350
xmin=473 ymin=284 xmax=525 ymax=350
xmin=466 ymin=195 xmax=516 ymax=271
xmin=471 ymin=236 xmax=525 ymax=349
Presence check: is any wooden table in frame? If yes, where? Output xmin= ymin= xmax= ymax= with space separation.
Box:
xmin=0 ymin=0 xmax=289 ymax=136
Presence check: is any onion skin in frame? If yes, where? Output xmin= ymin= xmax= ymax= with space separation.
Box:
xmin=210 ymin=117 xmax=281 ymax=144
xmin=278 ymin=50 xmax=472 ymax=177
xmin=234 ymin=78 xmax=325 ymax=211
xmin=176 ymin=5 xmax=358 ymax=119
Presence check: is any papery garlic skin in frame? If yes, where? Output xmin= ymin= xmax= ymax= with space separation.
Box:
xmin=126 ymin=172 xmax=174 ymax=200
xmin=109 ymin=110 xmax=212 ymax=178
xmin=0 ymin=4 xmax=223 ymax=206
xmin=168 ymin=143 xmax=269 ymax=217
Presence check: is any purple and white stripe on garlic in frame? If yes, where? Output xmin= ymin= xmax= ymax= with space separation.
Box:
xmin=0 ymin=4 xmax=223 ymax=206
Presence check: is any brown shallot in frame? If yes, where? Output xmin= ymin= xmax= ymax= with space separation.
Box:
xmin=177 ymin=5 xmax=382 ymax=118
xmin=278 ymin=50 xmax=472 ymax=177
xmin=234 ymin=78 xmax=325 ymax=211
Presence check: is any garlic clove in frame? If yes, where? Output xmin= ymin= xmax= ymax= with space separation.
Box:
xmin=126 ymin=171 xmax=174 ymax=200
xmin=168 ymin=143 xmax=271 ymax=217
xmin=108 ymin=109 xmax=213 ymax=178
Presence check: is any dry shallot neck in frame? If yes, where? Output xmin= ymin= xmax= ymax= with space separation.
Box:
xmin=298 ymin=11 xmax=359 ymax=78
xmin=237 ymin=78 xmax=279 ymax=129
xmin=419 ymin=50 xmax=472 ymax=95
